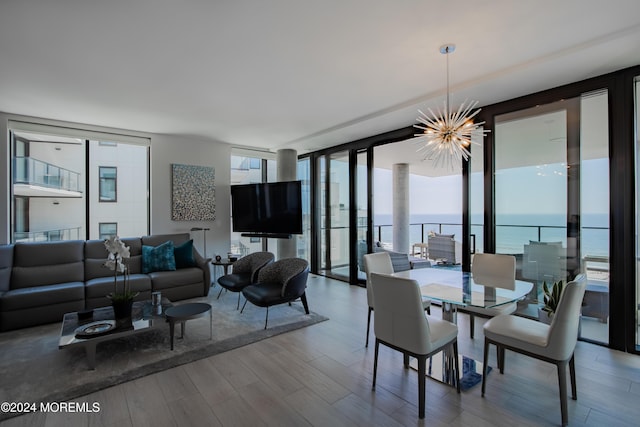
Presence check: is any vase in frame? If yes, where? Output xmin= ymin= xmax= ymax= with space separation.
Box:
xmin=112 ymin=298 xmax=134 ymax=327
xmin=538 ymin=307 xmax=553 ymax=325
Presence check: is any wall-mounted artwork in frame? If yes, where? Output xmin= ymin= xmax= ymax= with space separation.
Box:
xmin=171 ymin=164 xmax=216 ymax=221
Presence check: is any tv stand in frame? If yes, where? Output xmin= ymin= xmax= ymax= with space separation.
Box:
xmin=241 ymin=233 xmax=292 ymax=239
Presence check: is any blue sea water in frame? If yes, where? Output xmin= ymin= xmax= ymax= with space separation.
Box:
xmin=373 ymin=213 xmax=609 ymax=256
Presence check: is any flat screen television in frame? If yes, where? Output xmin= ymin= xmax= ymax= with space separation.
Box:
xmin=230 ymin=180 xmax=303 ymax=236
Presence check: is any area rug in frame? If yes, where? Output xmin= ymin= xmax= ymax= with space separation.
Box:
xmin=0 ymin=290 xmax=327 ymax=421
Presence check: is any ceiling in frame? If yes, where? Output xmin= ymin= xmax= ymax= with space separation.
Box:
xmin=1 ymin=0 xmax=639 ymax=160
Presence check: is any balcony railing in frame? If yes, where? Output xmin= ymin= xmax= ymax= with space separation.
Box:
xmin=374 ymin=222 xmax=609 ymax=257
xmin=13 ymin=156 xmax=82 ymax=193
xmin=14 ymin=227 xmax=82 ymax=242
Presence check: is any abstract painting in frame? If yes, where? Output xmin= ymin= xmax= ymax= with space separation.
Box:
xmin=171 ymin=164 xmax=215 ymax=221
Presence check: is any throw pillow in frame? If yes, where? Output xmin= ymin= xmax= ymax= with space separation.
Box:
xmin=142 ymin=240 xmax=176 ymax=273
xmin=174 ymin=239 xmax=197 ymax=268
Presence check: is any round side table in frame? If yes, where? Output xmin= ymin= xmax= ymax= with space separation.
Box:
xmin=164 ymin=302 xmax=212 ymax=350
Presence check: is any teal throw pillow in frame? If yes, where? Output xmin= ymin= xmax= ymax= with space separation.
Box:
xmin=174 ymin=239 xmax=197 ymax=269
xmin=142 ymin=241 xmax=176 ymax=274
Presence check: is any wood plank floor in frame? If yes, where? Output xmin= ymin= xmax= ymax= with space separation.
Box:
xmin=3 ymin=274 xmax=640 ymax=427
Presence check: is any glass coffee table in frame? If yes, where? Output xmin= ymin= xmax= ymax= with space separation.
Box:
xmin=59 ymin=298 xmax=173 ymax=369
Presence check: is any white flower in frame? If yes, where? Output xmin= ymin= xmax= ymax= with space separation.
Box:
xmin=104 ymin=236 xmax=130 ymax=272
xmin=104 ymin=236 xmax=130 ymax=259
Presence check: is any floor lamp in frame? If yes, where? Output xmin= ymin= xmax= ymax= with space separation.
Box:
xmin=190 ymin=227 xmax=210 ymax=258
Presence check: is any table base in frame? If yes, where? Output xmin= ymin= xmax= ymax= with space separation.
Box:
xmin=410 ymin=354 xmax=490 ymax=391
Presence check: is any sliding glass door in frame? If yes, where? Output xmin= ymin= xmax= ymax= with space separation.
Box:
xmin=493 ymin=92 xmax=610 ymax=344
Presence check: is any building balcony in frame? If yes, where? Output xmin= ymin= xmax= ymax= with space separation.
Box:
xmin=13 ymin=156 xmax=82 ymax=198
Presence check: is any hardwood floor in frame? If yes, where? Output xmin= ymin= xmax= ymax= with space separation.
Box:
xmin=3 ymin=274 xmax=640 ymax=426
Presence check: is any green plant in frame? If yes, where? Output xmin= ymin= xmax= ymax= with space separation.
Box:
xmin=542 ymin=280 xmax=565 ymax=317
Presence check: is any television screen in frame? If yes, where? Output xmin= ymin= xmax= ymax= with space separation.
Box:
xmin=230 ymin=180 xmax=303 ymax=235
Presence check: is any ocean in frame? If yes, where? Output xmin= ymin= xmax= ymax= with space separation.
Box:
xmin=373 ymin=213 xmax=609 ymax=257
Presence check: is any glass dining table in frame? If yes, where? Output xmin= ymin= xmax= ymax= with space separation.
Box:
xmin=392 ymin=267 xmax=533 ymax=390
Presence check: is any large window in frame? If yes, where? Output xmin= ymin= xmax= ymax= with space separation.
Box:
xmin=494 ymin=93 xmax=610 ymax=344
xmin=9 ymin=126 xmax=149 ymax=242
xmin=99 ymin=167 xmax=117 ymax=202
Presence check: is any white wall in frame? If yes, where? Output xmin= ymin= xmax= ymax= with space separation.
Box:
xmin=150 ymin=134 xmax=231 ymax=259
xmin=0 ymin=112 xmax=232 ymax=257
xmin=89 ymin=142 xmax=148 ymax=239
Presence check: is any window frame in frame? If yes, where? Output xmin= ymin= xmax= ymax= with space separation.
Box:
xmin=98 ymin=166 xmax=117 ymax=203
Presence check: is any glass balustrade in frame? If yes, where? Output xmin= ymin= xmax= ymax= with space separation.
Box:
xmin=13 ymin=156 xmax=82 ymax=192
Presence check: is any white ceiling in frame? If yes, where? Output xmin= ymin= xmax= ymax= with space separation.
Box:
xmin=1 ymin=0 xmax=639 ymax=158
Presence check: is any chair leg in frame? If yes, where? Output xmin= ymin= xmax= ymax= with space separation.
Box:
xmin=417 ymin=355 xmax=426 ymax=419
xmin=453 ymin=341 xmax=460 ymax=394
xmin=426 ymin=306 xmax=430 ymax=315
xmin=300 ymin=292 xmax=310 ymax=314
xmin=240 ymin=299 xmax=248 ymax=313
xmin=217 ymin=287 xmax=224 ymax=299
xmin=569 ymin=354 xmax=577 ymax=400
xmin=403 ymin=353 xmax=410 ymax=369
xmin=372 ymin=339 xmax=379 ymax=389
xmin=482 ymin=338 xmax=490 ymax=396
xmin=263 ymin=307 xmax=269 ymax=329
xmin=498 ymin=346 xmax=505 ymax=374
xmin=469 ymin=314 xmax=475 ymax=339
xmin=557 ymin=361 xmax=569 ymax=427
xmin=236 ymin=292 xmax=241 ymax=310
xmin=365 ymin=307 xmax=372 ymax=348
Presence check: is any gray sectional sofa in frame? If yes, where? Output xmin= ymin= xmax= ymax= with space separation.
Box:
xmin=0 ymin=233 xmax=211 ymax=331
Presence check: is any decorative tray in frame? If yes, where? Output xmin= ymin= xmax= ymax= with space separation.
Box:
xmin=74 ymin=320 xmax=116 ymax=338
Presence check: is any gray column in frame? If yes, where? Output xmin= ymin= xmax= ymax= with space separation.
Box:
xmin=277 ymin=149 xmax=297 ymax=259
xmin=392 ymin=163 xmax=410 ymax=254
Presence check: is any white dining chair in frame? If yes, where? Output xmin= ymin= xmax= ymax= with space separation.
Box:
xmin=460 ymin=253 xmax=517 ymax=339
xmin=481 ymin=274 xmax=587 ymax=427
xmin=363 ymin=252 xmax=430 ymax=347
xmin=369 ymin=272 xmax=460 ymax=419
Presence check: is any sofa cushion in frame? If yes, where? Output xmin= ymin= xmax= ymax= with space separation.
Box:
xmin=148 ymin=268 xmax=204 ymax=291
xmin=174 ymin=239 xmax=196 ymax=269
xmin=0 ymin=282 xmax=85 ymax=311
xmin=142 ymin=241 xmax=176 ymax=274
xmin=11 ymin=241 xmax=85 ymax=289
xmin=85 ymin=274 xmax=152 ymax=299
xmin=85 ymin=238 xmax=143 ymax=280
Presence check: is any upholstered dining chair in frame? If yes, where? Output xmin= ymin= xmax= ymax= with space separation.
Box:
xmin=241 ymin=258 xmax=310 ymax=329
xmin=482 ymin=274 xmax=587 ymax=427
xmin=459 ymin=253 xmax=517 ymax=339
xmin=363 ymin=252 xmax=431 ymax=347
xmin=217 ymin=251 xmax=274 ymax=309
xmin=369 ymin=272 xmax=460 ymax=419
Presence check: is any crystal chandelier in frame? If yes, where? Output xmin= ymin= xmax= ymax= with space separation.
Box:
xmin=414 ymin=44 xmax=488 ymax=169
